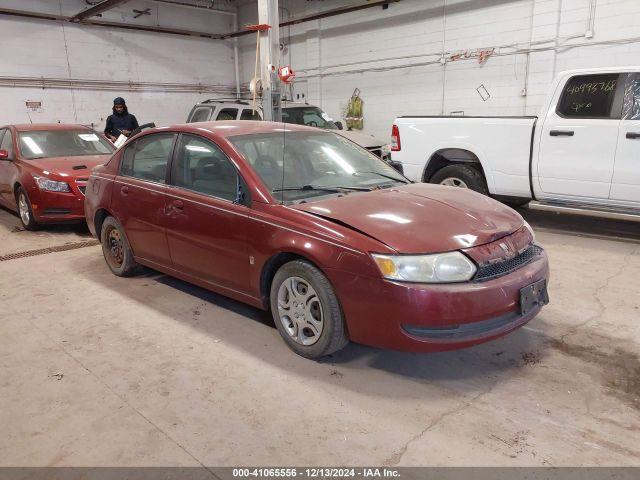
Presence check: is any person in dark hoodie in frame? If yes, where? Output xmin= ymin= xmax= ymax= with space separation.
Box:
xmin=104 ymin=97 xmax=139 ymax=142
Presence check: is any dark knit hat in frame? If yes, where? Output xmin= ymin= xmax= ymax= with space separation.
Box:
xmin=113 ymin=97 xmax=126 ymax=106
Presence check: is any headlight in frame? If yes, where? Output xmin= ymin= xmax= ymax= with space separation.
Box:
xmin=523 ymin=220 xmax=536 ymax=242
xmin=33 ymin=176 xmax=71 ymax=192
xmin=371 ymin=251 xmax=477 ymax=283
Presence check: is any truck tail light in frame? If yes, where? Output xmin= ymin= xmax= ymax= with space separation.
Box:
xmin=391 ymin=124 xmax=401 ymax=151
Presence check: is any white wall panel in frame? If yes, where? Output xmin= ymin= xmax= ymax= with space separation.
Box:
xmin=238 ymin=0 xmax=640 ymax=140
xmin=0 ymin=0 xmax=237 ymax=128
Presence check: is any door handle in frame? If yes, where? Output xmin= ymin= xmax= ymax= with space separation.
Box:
xmin=120 ymin=185 xmax=129 ymax=195
xmin=170 ymin=200 xmax=184 ymax=210
xmin=550 ymin=130 xmax=574 ymax=137
xmin=626 ymin=132 xmax=640 ymax=139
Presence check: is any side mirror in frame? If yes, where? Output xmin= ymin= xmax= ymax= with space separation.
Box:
xmin=0 ymin=150 xmax=10 ymax=160
xmin=335 ymin=121 xmax=344 ymax=130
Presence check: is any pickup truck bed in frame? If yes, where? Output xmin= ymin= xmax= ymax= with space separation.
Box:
xmin=391 ymin=67 xmax=640 ymax=214
xmin=393 ymin=116 xmax=537 ymax=199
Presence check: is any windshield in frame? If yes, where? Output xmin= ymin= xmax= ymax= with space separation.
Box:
xmin=281 ymin=107 xmax=338 ymax=130
xmin=18 ymin=130 xmax=115 ymax=160
xmin=229 ymin=131 xmax=408 ymax=203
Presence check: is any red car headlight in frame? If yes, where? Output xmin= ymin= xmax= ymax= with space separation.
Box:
xmin=371 ymin=251 xmax=477 ymax=283
xmin=33 ymin=176 xmax=71 ymax=193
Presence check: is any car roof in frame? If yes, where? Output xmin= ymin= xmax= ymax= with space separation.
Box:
xmin=152 ymin=120 xmax=325 ymax=138
xmin=7 ymin=124 xmax=93 ymax=132
xmin=193 ymin=99 xmax=312 ymax=109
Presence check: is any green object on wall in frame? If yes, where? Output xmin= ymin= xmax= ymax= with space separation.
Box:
xmin=346 ymin=88 xmax=364 ymax=130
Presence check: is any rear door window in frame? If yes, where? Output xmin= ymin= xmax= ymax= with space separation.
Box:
xmin=189 ymin=107 xmax=212 ymax=123
xmin=120 ymin=133 xmax=175 ymax=183
xmin=557 ymin=74 xmax=620 ymax=118
xmin=216 ymin=108 xmax=239 ymax=121
xmin=240 ymin=109 xmax=261 ymax=121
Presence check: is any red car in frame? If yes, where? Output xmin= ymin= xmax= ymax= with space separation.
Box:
xmin=0 ymin=124 xmax=115 ymax=230
xmin=85 ymin=121 xmax=549 ymax=358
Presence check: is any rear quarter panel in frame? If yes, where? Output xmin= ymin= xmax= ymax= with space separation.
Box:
xmin=84 ymin=155 xmax=119 ymax=237
xmin=392 ymin=117 xmax=536 ymax=197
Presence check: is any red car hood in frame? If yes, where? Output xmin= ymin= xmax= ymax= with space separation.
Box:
xmin=292 ymin=183 xmax=524 ymax=253
xmin=27 ymin=155 xmax=109 ymax=177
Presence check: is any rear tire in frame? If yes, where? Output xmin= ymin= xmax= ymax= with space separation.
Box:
xmin=16 ymin=187 xmax=39 ymax=231
xmin=430 ymin=164 xmax=489 ymax=196
xmin=270 ymin=260 xmax=348 ymax=359
xmin=503 ymin=198 xmax=531 ymax=208
xmin=100 ymin=216 xmax=139 ymax=277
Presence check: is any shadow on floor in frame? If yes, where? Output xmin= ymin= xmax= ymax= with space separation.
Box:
xmin=0 ymin=204 xmax=90 ymax=236
xmin=519 ymin=207 xmax=640 ymax=244
xmin=77 ymin=254 xmax=549 ymax=397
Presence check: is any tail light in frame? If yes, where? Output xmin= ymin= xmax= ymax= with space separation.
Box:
xmin=391 ymin=124 xmax=401 ymax=151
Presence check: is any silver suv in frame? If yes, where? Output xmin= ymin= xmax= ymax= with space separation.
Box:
xmin=186 ymin=99 xmax=394 ymax=165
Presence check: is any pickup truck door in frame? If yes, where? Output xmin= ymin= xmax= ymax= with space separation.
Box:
xmin=537 ymin=73 xmax=623 ymax=200
xmin=610 ymin=73 xmax=640 ymax=203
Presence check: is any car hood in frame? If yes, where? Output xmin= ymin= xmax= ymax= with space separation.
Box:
xmin=292 ymin=183 xmax=523 ymax=253
xmin=26 ymin=155 xmax=110 ymax=177
xmin=335 ymin=129 xmax=386 ymax=149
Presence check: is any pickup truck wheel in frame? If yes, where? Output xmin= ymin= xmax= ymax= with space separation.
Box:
xmin=504 ymin=198 xmax=531 ymax=208
xmin=430 ymin=164 xmax=489 ymax=196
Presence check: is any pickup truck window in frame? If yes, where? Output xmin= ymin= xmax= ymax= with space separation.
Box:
xmin=557 ymin=74 xmax=619 ymax=118
xmin=622 ymin=74 xmax=640 ymax=120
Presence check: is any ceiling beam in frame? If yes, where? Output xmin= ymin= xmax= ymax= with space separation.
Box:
xmin=0 ymin=7 xmax=224 ymax=39
xmin=0 ymin=7 xmax=65 ymax=22
xmin=223 ymin=0 xmax=402 ymax=38
xmin=70 ymin=0 xmax=130 ymax=22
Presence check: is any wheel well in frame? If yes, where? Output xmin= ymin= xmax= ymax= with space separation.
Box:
xmin=94 ymin=209 xmax=111 ymax=241
xmin=13 ymin=182 xmax=21 ymax=199
xmin=423 ymin=149 xmax=484 ymax=183
xmin=260 ymin=252 xmax=317 ymax=309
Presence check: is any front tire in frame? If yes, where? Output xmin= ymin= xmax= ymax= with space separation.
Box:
xmin=100 ymin=216 xmax=139 ymax=277
xmin=430 ymin=164 xmax=489 ymax=195
xmin=16 ymin=187 xmax=39 ymax=231
xmin=270 ymin=260 xmax=348 ymax=359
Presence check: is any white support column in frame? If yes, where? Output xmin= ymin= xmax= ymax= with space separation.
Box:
xmin=258 ymin=0 xmax=281 ymax=122
xmin=305 ymin=2 xmax=322 ymax=107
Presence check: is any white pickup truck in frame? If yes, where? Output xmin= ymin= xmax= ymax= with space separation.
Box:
xmin=391 ymin=67 xmax=640 ymax=218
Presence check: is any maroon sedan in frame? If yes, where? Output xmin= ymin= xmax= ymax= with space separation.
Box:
xmin=85 ymin=121 xmax=549 ymax=358
xmin=0 ymin=124 xmax=115 ymax=230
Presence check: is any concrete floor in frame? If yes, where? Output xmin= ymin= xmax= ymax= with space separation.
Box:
xmin=0 ymin=205 xmax=638 ymax=467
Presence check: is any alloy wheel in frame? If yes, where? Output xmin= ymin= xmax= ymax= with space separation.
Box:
xmin=277 ymin=276 xmax=324 ymax=346
xmin=18 ymin=193 xmax=30 ymax=225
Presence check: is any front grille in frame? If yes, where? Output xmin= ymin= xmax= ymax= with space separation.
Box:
xmin=474 ymin=245 xmax=543 ymax=281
